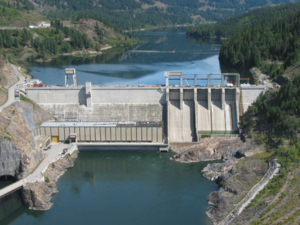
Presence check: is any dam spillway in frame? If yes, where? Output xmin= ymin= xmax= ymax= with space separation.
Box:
xmin=25 ymin=72 xmax=265 ymax=148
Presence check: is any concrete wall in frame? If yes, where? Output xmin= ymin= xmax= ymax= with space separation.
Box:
xmin=39 ymin=103 xmax=163 ymax=122
xmin=26 ymin=86 xmax=166 ymax=105
xmin=92 ymin=88 xmax=166 ymax=104
xmin=26 ymin=87 xmax=86 ymax=105
xmin=240 ymin=86 xmax=265 ymax=113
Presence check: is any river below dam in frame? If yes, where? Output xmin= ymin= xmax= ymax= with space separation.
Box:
xmin=0 ymin=28 xmax=249 ymax=224
xmin=1 ymin=152 xmax=218 ymax=225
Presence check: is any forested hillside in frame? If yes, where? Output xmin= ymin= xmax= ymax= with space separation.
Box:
xmin=0 ymin=0 xmax=45 ymax=26
xmin=218 ymin=10 xmax=300 ymax=70
xmin=0 ymin=19 xmax=138 ymax=62
xmin=33 ymin=0 xmax=298 ymax=29
xmin=187 ymin=2 xmax=300 ymax=39
xmin=234 ymin=72 xmax=300 ymax=224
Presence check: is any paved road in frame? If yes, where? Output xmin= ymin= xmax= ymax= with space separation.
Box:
xmin=27 ymin=143 xmax=69 ymax=182
xmin=0 ymin=143 xmax=71 ymax=197
xmin=0 ymin=64 xmax=25 ymax=112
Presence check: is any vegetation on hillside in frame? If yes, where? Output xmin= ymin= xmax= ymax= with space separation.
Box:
xmin=0 ymin=0 xmax=35 ymax=25
xmin=35 ymin=0 xmax=299 ymax=29
xmin=234 ymin=70 xmax=300 ymax=223
xmin=240 ymin=74 xmax=300 ymax=167
xmin=0 ymin=0 xmax=48 ymax=27
xmin=187 ymin=2 xmax=300 ymax=39
xmin=218 ymin=9 xmax=300 ymax=69
xmin=0 ymin=19 xmax=138 ymax=61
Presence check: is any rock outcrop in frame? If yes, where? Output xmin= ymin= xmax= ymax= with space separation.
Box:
xmin=0 ymin=101 xmax=53 ymax=179
xmin=22 ymin=151 xmax=78 ymax=211
xmin=172 ymin=137 xmax=264 ymax=163
xmin=0 ymin=59 xmax=18 ymax=88
xmin=172 ymin=137 xmax=268 ymax=224
xmin=205 ymin=158 xmax=268 ymax=223
xmin=0 ymin=139 xmax=21 ymax=177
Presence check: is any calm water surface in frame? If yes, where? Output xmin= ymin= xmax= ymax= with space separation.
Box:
xmin=23 ymin=28 xmax=252 ymax=85
xmin=1 ymin=152 xmax=217 ymax=225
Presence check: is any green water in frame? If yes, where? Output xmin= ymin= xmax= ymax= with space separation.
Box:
xmin=0 ymin=152 xmax=217 ymax=225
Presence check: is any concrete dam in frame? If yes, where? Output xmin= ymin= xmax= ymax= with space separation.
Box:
xmin=25 ymin=71 xmax=265 ymax=150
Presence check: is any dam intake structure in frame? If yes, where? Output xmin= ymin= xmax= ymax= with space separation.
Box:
xmin=24 ymin=70 xmax=265 ymax=150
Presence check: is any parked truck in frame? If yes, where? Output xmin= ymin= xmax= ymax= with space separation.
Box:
xmin=14 ymin=89 xmax=19 ymax=98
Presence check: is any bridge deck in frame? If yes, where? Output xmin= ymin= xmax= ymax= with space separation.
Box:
xmin=0 ymin=179 xmax=26 ymax=199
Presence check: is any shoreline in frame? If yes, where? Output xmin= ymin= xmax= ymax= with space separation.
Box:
xmin=22 ymin=148 xmax=78 ymax=211
xmin=172 ymin=136 xmax=273 ymax=224
xmin=32 ymin=46 xmax=114 ymax=63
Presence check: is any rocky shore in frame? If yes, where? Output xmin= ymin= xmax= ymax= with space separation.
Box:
xmin=171 ymin=137 xmax=268 ymax=224
xmin=22 ymin=151 xmax=78 ymax=211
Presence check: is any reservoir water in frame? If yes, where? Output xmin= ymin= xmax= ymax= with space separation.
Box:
xmin=0 ymin=28 xmax=247 ymax=224
xmin=23 ymin=28 xmax=252 ymax=85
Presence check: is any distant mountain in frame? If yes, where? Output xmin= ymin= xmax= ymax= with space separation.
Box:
xmin=187 ymin=2 xmax=300 ymax=39
xmin=31 ymin=0 xmax=300 ymax=29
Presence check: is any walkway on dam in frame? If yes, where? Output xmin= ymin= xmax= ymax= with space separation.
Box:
xmin=0 ymin=64 xmax=25 ymax=112
xmin=0 ymin=143 xmax=72 ymax=199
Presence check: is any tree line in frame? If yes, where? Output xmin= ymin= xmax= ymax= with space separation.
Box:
xmin=37 ymin=0 xmax=299 ymax=30
xmin=218 ymin=10 xmax=300 ymax=69
xmin=187 ymin=2 xmax=300 ymax=39
xmin=0 ymin=20 xmax=100 ymax=60
xmin=0 ymin=0 xmax=34 ymax=11
xmin=241 ymin=74 xmax=300 ymax=167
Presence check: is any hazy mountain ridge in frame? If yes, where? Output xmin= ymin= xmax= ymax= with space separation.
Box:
xmin=29 ymin=0 xmax=299 ymax=29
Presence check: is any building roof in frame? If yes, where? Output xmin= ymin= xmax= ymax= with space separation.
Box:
xmin=42 ymin=122 xmax=118 ymax=127
xmin=41 ymin=121 xmax=163 ymax=127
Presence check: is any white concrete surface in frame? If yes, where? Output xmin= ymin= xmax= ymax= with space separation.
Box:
xmin=26 ymin=87 xmax=167 ymax=104
xmin=197 ymin=101 xmax=211 ymax=131
xmin=169 ymin=100 xmax=195 ymax=142
xmin=39 ymin=103 xmax=163 ymax=122
xmin=225 ymin=102 xmax=233 ymax=131
xmin=240 ymin=87 xmax=265 ymax=113
xmin=0 ymin=64 xmax=25 ymax=112
xmin=211 ymin=101 xmax=225 ymax=131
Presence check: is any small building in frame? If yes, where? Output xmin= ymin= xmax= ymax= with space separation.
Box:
xmin=37 ymin=136 xmax=51 ymax=149
xmin=37 ymin=22 xmax=51 ymax=28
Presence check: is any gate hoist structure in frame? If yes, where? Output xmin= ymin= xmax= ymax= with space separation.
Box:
xmin=65 ymin=68 xmax=77 ymax=86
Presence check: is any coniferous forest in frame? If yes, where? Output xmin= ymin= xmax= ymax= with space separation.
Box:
xmin=37 ymin=0 xmax=300 ymax=29
xmin=218 ymin=10 xmax=300 ymax=70
xmin=0 ymin=19 xmax=137 ymax=61
xmin=186 ymin=2 xmax=300 ymax=39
